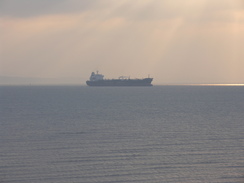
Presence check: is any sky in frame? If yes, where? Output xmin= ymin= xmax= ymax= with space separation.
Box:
xmin=1 ymin=0 xmax=244 ymax=84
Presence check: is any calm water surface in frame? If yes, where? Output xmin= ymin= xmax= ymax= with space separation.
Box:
xmin=0 ymin=86 xmax=244 ymax=183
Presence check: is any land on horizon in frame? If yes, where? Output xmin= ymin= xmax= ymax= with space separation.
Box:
xmin=0 ymin=76 xmax=243 ymax=86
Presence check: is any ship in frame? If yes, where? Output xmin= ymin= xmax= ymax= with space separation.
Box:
xmin=86 ymin=71 xmax=153 ymax=86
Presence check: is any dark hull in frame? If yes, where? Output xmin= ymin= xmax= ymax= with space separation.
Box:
xmin=86 ymin=78 xmax=153 ymax=86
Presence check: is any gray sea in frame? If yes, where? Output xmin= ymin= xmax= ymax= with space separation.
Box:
xmin=0 ymin=85 xmax=244 ymax=183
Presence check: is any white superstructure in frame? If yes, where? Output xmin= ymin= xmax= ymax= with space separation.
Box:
xmin=89 ymin=71 xmax=104 ymax=81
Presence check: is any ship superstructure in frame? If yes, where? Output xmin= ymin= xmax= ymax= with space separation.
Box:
xmin=86 ymin=71 xmax=153 ymax=86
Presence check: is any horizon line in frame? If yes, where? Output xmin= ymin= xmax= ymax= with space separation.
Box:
xmin=1 ymin=83 xmax=244 ymax=86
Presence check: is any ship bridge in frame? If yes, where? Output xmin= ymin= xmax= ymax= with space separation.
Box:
xmin=89 ymin=71 xmax=104 ymax=81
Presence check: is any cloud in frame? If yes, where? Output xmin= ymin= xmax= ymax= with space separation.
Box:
xmin=0 ymin=0 xmax=98 ymax=17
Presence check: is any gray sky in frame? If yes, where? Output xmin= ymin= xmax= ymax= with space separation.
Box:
xmin=1 ymin=0 xmax=244 ymax=84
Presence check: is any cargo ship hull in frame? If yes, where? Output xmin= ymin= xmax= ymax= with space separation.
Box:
xmin=86 ymin=78 xmax=153 ymax=86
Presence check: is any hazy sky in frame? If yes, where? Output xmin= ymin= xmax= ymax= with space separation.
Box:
xmin=1 ymin=0 xmax=244 ymax=84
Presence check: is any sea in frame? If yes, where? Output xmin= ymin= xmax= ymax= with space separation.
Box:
xmin=0 ymin=85 xmax=243 ymax=183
